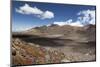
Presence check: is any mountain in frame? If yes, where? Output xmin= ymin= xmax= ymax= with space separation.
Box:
xmin=12 ymin=24 xmax=96 ymax=66
xmin=25 ymin=24 xmax=95 ymax=42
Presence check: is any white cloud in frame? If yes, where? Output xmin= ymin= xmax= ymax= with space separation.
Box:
xmin=66 ymin=19 xmax=73 ymax=24
xmin=77 ymin=10 xmax=95 ymax=25
xmin=54 ymin=21 xmax=67 ymax=26
xmin=13 ymin=26 xmax=32 ymax=32
xmin=70 ymin=21 xmax=83 ymax=27
xmin=53 ymin=20 xmax=83 ymax=27
xmin=53 ymin=19 xmax=72 ymax=26
xmin=16 ymin=3 xmax=54 ymax=19
xmin=53 ymin=9 xmax=95 ymax=27
xmin=41 ymin=11 xmax=54 ymax=19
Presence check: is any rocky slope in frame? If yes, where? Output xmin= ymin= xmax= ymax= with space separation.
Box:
xmin=12 ymin=38 xmax=67 ymax=66
xmin=12 ymin=24 xmax=96 ymax=66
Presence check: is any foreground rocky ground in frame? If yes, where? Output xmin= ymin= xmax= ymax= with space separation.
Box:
xmin=12 ymin=38 xmax=67 ymax=66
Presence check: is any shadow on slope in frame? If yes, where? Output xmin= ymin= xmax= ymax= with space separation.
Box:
xmin=12 ymin=33 xmax=73 ymax=47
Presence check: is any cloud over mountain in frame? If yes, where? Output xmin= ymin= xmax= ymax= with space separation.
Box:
xmin=53 ymin=19 xmax=83 ymax=27
xmin=77 ymin=9 xmax=95 ymax=25
xmin=16 ymin=3 xmax=54 ymax=19
xmin=53 ymin=10 xmax=95 ymax=27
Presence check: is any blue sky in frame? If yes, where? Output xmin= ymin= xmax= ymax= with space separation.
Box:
xmin=12 ymin=1 xmax=96 ymax=32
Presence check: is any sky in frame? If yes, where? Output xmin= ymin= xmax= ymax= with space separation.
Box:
xmin=12 ymin=0 xmax=96 ymax=32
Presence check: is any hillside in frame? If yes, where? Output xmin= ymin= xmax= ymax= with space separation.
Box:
xmin=12 ymin=24 xmax=96 ymax=66
xmin=26 ymin=24 xmax=95 ymax=42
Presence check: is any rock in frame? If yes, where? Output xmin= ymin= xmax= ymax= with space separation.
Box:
xmin=28 ymin=43 xmax=35 ymax=46
xmin=12 ymin=49 xmax=16 ymax=56
xmin=61 ymin=59 xmax=70 ymax=62
xmin=85 ymin=53 xmax=89 ymax=56
xmin=45 ymin=54 xmax=50 ymax=63
xmin=35 ymin=45 xmax=40 ymax=48
xmin=12 ymin=38 xmax=66 ymax=65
